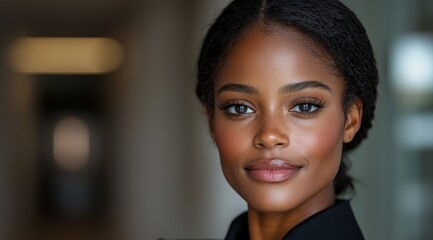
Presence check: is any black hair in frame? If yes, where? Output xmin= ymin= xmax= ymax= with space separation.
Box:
xmin=196 ymin=0 xmax=378 ymax=196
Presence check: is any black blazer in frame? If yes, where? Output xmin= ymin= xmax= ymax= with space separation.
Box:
xmin=224 ymin=200 xmax=364 ymax=240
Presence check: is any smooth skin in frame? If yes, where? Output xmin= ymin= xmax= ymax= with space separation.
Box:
xmin=208 ymin=25 xmax=362 ymax=240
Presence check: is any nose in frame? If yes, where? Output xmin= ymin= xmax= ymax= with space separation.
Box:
xmin=253 ymin=113 xmax=289 ymax=149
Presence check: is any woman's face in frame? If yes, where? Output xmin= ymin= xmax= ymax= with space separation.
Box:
xmin=210 ymin=26 xmax=361 ymax=213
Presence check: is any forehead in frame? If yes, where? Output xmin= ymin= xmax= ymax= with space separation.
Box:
xmin=215 ymin=25 xmax=342 ymax=91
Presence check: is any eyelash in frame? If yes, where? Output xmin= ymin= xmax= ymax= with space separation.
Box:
xmin=218 ymin=101 xmax=255 ymax=118
xmin=290 ymin=98 xmax=326 ymax=117
xmin=217 ymin=98 xmax=326 ymax=118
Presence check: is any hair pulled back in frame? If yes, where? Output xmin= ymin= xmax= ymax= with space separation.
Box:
xmin=196 ymin=0 xmax=378 ymax=196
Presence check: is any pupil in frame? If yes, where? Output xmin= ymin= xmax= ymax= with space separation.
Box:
xmin=236 ymin=105 xmax=246 ymax=113
xmin=301 ymin=104 xmax=311 ymax=111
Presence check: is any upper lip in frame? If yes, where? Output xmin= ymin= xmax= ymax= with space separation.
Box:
xmin=245 ymin=158 xmax=303 ymax=171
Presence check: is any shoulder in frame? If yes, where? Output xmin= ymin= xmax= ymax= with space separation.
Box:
xmin=283 ymin=200 xmax=364 ymax=240
xmin=224 ymin=211 xmax=249 ymax=240
xmin=224 ymin=200 xmax=364 ymax=240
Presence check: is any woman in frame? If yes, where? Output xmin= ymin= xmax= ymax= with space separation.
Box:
xmin=195 ymin=0 xmax=378 ymax=239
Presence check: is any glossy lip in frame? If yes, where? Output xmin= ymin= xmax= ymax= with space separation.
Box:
xmin=245 ymin=159 xmax=303 ymax=183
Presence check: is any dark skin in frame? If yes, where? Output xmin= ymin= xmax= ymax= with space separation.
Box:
xmin=208 ymin=25 xmax=363 ymax=240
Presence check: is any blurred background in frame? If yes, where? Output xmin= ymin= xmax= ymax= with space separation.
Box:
xmin=0 ymin=0 xmax=432 ymax=239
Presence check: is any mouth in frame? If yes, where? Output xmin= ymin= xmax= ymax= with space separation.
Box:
xmin=245 ymin=159 xmax=302 ymax=183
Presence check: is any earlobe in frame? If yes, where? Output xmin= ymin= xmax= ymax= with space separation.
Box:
xmin=343 ymin=98 xmax=363 ymax=143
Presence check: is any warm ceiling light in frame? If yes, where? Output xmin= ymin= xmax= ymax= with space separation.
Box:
xmin=8 ymin=37 xmax=123 ymax=74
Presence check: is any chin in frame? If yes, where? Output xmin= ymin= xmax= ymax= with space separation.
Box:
xmin=238 ymin=179 xmax=335 ymax=214
xmin=239 ymin=185 xmax=304 ymax=213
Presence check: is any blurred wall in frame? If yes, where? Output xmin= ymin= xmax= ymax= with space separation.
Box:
xmin=114 ymin=0 xmax=245 ymax=238
xmin=0 ymin=0 xmax=432 ymax=240
xmin=342 ymin=0 xmax=433 ymax=239
xmin=0 ymin=38 xmax=12 ymax=240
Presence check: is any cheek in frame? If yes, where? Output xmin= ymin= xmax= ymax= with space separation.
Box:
xmin=212 ymin=118 xmax=249 ymax=164
xmin=310 ymin=121 xmax=344 ymax=156
xmin=212 ymin=119 xmax=251 ymax=187
xmin=292 ymin=111 xmax=345 ymax=178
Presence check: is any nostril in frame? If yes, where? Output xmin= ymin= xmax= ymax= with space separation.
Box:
xmin=255 ymin=138 xmax=289 ymax=149
xmin=253 ymin=125 xmax=289 ymax=149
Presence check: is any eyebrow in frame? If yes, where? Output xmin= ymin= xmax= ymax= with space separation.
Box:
xmin=278 ymin=81 xmax=332 ymax=94
xmin=217 ymin=80 xmax=332 ymax=96
xmin=217 ymin=83 xmax=259 ymax=95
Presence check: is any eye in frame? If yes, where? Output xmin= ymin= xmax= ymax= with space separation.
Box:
xmin=291 ymin=103 xmax=319 ymax=113
xmin=218 ymin=101 xmax=255 ymax=118
xmin=289 ymin=98 xmax=325 ymax=116
xmin=226 ymin=104 xmax=254 ymax=115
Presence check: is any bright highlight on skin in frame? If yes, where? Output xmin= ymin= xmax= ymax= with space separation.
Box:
xmin=53 ymin=116 xmax=90 ymax=171
xmin=8 ymin=37 xmax=123 ymax=74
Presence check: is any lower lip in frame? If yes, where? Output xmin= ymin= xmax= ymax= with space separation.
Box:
xmin=246 ymin=168 xmax=300 ymax=183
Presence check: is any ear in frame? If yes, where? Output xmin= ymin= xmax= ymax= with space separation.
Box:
xmin=343 ymin=97 xmax=363 ymax=143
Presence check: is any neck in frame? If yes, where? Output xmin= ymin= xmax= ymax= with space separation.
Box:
xmin=248 ymin=184 xmax=335 ymax=240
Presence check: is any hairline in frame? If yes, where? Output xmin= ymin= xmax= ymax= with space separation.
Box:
xmin=209 ymin=20 xmax=350 ymax=114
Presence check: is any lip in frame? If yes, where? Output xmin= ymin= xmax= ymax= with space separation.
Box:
xmin=245 ymin=159 xmax=302 ymax=183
